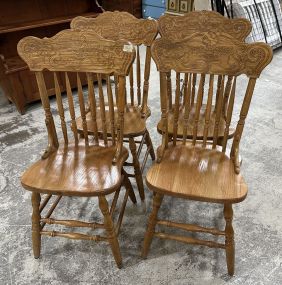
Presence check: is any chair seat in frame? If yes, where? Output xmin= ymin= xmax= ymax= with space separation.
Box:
xmin=146 ymin=144 xmax=247 ymax=203
xmin=21 ymin=140 xmax=128 ymax=197
xmin=157 ymin=104 xmax=235 ymax=140
xmin=77 ymin=105 xmax=149 ymax=137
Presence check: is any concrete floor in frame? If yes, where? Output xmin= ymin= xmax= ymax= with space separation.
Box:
xmin=0 ymin=46 xmax=282 ymax=285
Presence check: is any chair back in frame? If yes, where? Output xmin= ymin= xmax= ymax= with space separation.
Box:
xmin=17 ymin=29 xmax=135 ymax=162
xmin=151 ymin=32 xmax=272 ymax=171
xmin=71 ymin=11 xmax=158 ymax=116
xmin=158 ymin=10 xmax=252 ymax=41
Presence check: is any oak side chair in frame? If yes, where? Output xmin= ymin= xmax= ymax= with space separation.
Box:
xmin=18 ymin=29 xmax=137 ymax=268
xmin=70 ymin=11 xmax=159 ymax=202
xmin=141 ymin=32 xmax=272 ymax=275
xmin=157 ymin=11 xmax=252 ymax=145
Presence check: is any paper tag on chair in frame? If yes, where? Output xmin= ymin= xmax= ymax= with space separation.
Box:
xmin=123 ymin=44 xmax=134 ymax=52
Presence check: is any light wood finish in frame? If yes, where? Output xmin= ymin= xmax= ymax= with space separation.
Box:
xmin=157 ymin=10 xmax=252 ymax=143
xmin=143 ymin=32 xmax=272 ymax=275
xmin=158 ymin=10 xmax=252 ymax=42
xmin=18 ymin=29 xmax=137 ymax=267
xmin=71 ymin=11 xmax=159 ymax=201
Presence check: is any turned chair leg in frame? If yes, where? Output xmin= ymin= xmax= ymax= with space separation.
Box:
xmin=31 ymin=192 xmax=41 ymax=259
xmin=99 ymin=195 xmax=122 ymax=268
xmin=145 ymin=129 xmax=155 ymax=161
xmin=122 ymin=169 xmax=137 ymax=204
xmin=129 ymin=137 xmax=145 ymax=201
xmin=224 ymin=203 xmax=235 ymax=276
xmin=141 ymin=193 xmax=164 ymax=258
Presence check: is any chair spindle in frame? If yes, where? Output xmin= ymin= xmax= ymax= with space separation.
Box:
xmin=65 ymin=72 xmax=79 ymax=144
xmin=77 ymin=73 xmax=89 ymax=147
xmin=192 ymin=74 xmax=205 ymax=145
xmin=136 ymin=45 xmax=141 ymax=105
xmin=173 ymin=72 xmax=181 ymax=145
xmin=54 ymin=72 xmax=68 ymax=144
xmin=212 ymin=75 xmax=225 ymax=148
xmin=97 ymin=73 xmax=108 ymax=146
xmin=182 ymin=73 xmax=192 ymax=144
xmin=106 ymin=75 xmax=116 ymax=146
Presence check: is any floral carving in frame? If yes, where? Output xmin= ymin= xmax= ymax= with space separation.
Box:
xmin=71 ymin=11 xmax=158 ymax=46
xmin=17 ymin=29 xmax=135 ymax=75
xmin=159 ymin=11 xmax=252 ymax=42
xmin=151 ymin=32 xmax=273 ymax=78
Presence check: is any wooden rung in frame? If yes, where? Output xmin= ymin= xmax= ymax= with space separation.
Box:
xmin=40 ymin=230 xmax=108 ymax=242
xmin=157 ymin=220 xmax=225 ymax=236
xmin=154 ymin=232 xmax=225 ymax=249
xmin=124 ymin=162 xmax=134 ymax=167
xmin=41 ymin=195 xmax=62 ymax=229
xmin=141 ymin=148 xmax=150 ymax=173
xmin=39 ymin=194 xmax=52 ymax=213
xmin=110 ymin=188 xmax=120 ymax=217
xmin=40 ymin=218 xmax=104 ymax=229
xmin=115 ymin=188 xmax=129 ymax=236
xmin=127 ymin=173 xmax=135 ymax=178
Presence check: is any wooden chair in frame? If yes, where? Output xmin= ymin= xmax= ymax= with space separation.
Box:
xmin=18 ymin=29 xmax=137 ymax=268
xmin=157 ymin=11 xmax=252 ymax=144
xmin=71 ymin=11 xmax=159 ymax=202
xmin=141 ymin=32 xmax=272 ymax=275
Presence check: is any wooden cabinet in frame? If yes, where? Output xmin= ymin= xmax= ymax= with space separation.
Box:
xmin=102 ymin=0 xmax=142 ymax=18
xmin=0 ymin=0 xmax=103 ymax=114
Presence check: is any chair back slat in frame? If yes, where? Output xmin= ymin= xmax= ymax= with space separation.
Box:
xmin=182 ymin=73 xmax=192 ymax=144
xmin=136 ymin=46 xmax=141 ymax=105
xmin=202 ymin=74 xmax=215 ymax=148
xmin=114 ymin=75 xmax=119 ymax=105
xmin=106 ymin=75 xmax=116 ymax=146
xmin=54 ymin=72 xmax=68 ymax=144
xmin=65 ymin=72 xmax=79 ymax=144
xmin=212 ymin=76 xmax=225 ymax=149
xmin=97 ymin=73 xmax=108 ymax=146
xmin=86 ymin=72 xmax=99 ymax=144
xmin=173 ymin=73 xmax=181 ymax=145
xmin=35 ymin=71 xmax=59 ymax=150
xmin=182 ymin=73 xmax=189 ymax=106
xmin=192 ymin=74 xmax=206 ymax=145
xmin=129 ymin=65 xmax=134 ymax=106
xmin=191 ymin=73 xmax=197 ymax=107
xmin=222 ymin=77 xmax=237 ymax=152
xmin=166 ymin=71 xmax=173 ymax=110
xmin=76 ymin=73 xmax=89 ymax=147
xmin=151 ymin=32 xmax=272 ymax=167
xmin=222 ymin=76 xmax=233 ymax=118
xmin=141 ymin=46 xmax=152 ymax=116
xmin=18 ymin=29 xmax=135 ymax=161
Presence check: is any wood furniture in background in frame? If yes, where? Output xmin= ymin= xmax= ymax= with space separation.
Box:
xmin=0 ymin=0 xmax=103 ymax=114
xmin=71 ymin=12 xmax=158 ymax=202
xmin=157 ymin=11 xmax=252 ymax=144
xmin=18 ymin=29 xmax=136 ymax=268
xmin=102 ymin=0 xmax=142 ymax=18
xmin=142 ymin=32 xmax=272 ymax=275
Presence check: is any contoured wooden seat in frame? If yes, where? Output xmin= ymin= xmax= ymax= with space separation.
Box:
xmin=18 ymin=29 xmax=137 ymax=268
xmin=71 ymin=11 xmax=159 ymax=201
xmin=142 ymin=32 xmax=272 ymax=275
xmin=157 ymin=11 xmax=252 ymax=143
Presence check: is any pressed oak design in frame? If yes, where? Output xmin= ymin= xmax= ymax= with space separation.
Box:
xmin=142 ymin=32 xmax=272 ymax=275
xmin=157 ymin=10 xmax=252 ymax=144
xmin=71 ymin=11 xmax=159 ymax=202
xmin=18 ymin=29 xmax=137 ymax=268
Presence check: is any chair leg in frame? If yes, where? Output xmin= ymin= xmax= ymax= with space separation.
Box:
xmin=99 ymin=195 xmax=122 ymax=268
xmin=129 ymin=137 xmax=145 ymax=201
xmin=141 ymin=193 xmax=164 ymax=258
xmin=145 ymin=129 xmax=155 ymax=161
xmin=31 ymin=192 xmax=41 ymax=259
xmin=122 ymin=169 xmax=137 ymax=204
xmin=224 ymin=203 xmax=235 ymax=276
